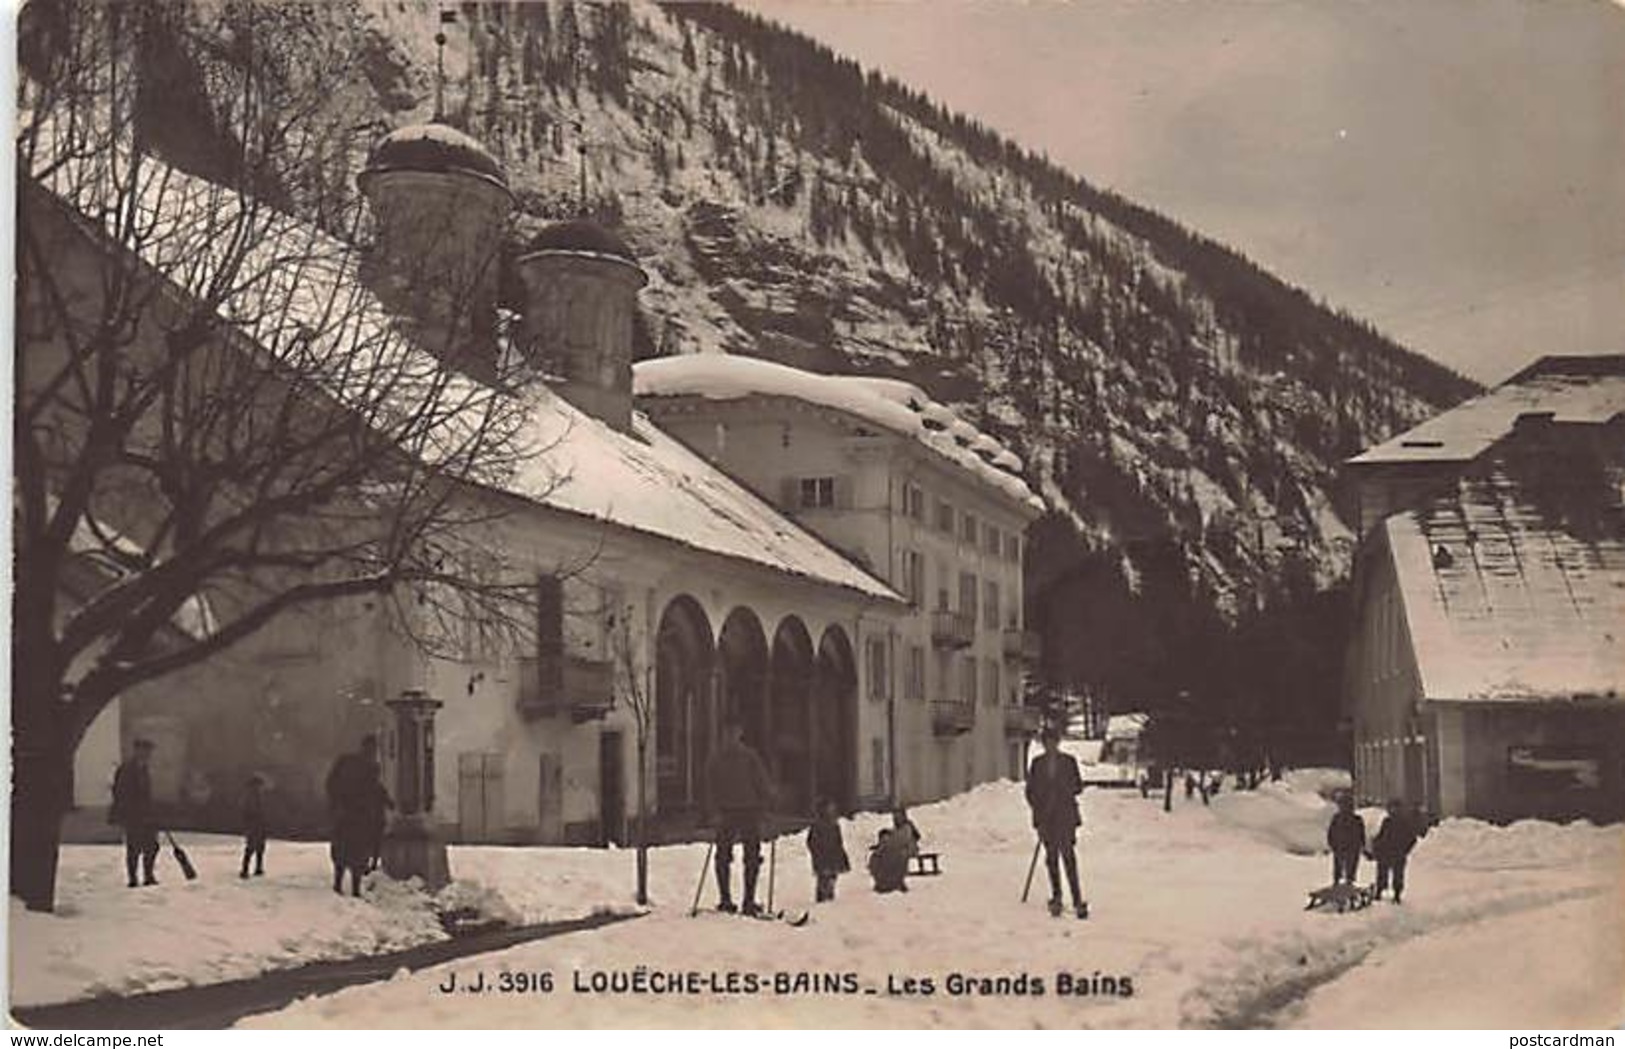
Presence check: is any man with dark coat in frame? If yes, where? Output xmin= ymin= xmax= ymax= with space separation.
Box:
xmin=110 ymin=738 xmax=160 ymax=888
xmin=1026 ymin=726 xmax=1087 ymax=918
xmin=1371 ymin=799 xmax=1421 ymax=903
xmin=1327 ymin=790 xmax=1366 ymax=885
xmin=704 ymin=718 xmax=777 ymax=916
xmin=325 ymin=735 xmax=390 ymax=897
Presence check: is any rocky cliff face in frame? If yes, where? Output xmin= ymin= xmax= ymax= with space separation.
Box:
xmin=91 ymin=0 xmax=1479 ymax=707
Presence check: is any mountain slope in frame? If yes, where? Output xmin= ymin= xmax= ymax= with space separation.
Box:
xmin=72 ymin=0 xmax=1480 ymax=718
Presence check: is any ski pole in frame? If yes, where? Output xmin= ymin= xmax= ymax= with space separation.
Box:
xmin=767 ymin=834 xmax=777 ymax=914
xmin=689 ymin=840 xmax=715 ymax=917
xmin=1020 ymin=838 xmax=1041 ymax=903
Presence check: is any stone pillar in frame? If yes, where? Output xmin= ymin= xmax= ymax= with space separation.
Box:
xmin=381 ymin=689 xmax=451 ymax=890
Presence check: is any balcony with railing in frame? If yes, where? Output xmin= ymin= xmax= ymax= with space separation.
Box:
xmin=930 ymin=699 xmax=976 ymax=736
xmin=1003 ymin=704 xmax=1040 ymax=737
xmin=517 ymin=654 xmax=616 ymax=722
xmin=929 ymin=609 xmax=975 ymax=649
xmin=1001 ymin=628 xmax=1041 ymax=664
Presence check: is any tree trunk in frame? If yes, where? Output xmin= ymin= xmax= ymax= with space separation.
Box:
xmin=10 ymin=726 xmax=74 ymax=913
xmin=634 ymin=735 xmax=649 ymax=906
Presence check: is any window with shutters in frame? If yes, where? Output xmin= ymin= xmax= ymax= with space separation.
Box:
xmin=1005 ymin=533 xmax=1021 ymax=563
xmin=535 ymin=574 xmax=565 ymax=695
xmin=983 ymin=658 xmax=1001 ymax=707
xmin=904 ymin=482 xmax=925 ymax=521
xmin=961 ymin=512 xmax=978 ymax=547
xmin=958 ymin=571 xmax=978 ymax=626
xmin=799 ymin=476 xmax=835 ymax=508
xmin=935 ymin=498 xmax=954 ymax=534
xmin=960 ymin=655 xmax=977 ymax=706
xmin=867 ymin=638 xmax=889 ymax=703
xmin=905 ymin=645 xmax=925 ymax=701
xmin=899 ymin=549 xmax=925 ymax=606
xmin=985 ymin=523 xmax=1003 ymax=556
xmin=984 ymin=580 xmax=1000 ymax=634
xmin=935 ymin=558 xmax=951 ymax=611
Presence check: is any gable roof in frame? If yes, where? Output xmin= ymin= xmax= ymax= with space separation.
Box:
xmin=1385 ymin=469 xmax=1625 ymax=704
xmin=1349 ymin=355 xmax=1625 ymax=466
xmin=28 ymin=138 xmax=901 ymax=605
xmin=634 ymin=353 xmax=1042 ymax=512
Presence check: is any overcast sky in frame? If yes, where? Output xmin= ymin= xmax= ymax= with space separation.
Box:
xmin=742 ymin=0 xmax=1625 ymax=385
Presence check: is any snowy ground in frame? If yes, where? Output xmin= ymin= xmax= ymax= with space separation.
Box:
xmin=13 ymin=760 xmax=1623 ymax=1028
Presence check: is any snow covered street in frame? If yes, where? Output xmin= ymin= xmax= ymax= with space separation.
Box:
xmin=13 ymin=764 xmax=1621 ymax=1028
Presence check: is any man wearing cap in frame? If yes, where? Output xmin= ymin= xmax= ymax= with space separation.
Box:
xmin=110 ymin=739 xmax=160 ymax=887
xmin=703 ymin=718 xmax=777 ymax=916
xmin=1026 ymin=726 xmax=1088 ymax=918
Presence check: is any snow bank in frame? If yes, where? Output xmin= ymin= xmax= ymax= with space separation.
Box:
xmin=1418 ymin=817 xmax=1625 ymax=871
xmin=1206 ymin=770 xmax=1354 ymax=855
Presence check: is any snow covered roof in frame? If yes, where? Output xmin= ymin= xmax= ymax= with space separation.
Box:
xmin=1105 ymin=713 xmax=1149 ymax=740
xmin=1385 ymin=470 xmax=1625 ymax=704
xmin=508 ymin=391 xmax=902 ymax=601
xmin=1349 ymin=356 xmax=1625 ymax=466
xmin=633 ymin=355 xmax=1043 ymax=512
xmin=29 ymin=136 xmax=901 ymax=606
xmin=360 ymin=123 xmax=509 ymax=191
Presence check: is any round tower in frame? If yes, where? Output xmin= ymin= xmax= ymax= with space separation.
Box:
xmin=358 ymin=123 xmax=514 ymax=374
xmin=516 ymin=220 xmax=647 ymax=431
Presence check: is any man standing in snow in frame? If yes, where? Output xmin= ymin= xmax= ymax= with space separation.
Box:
xmin=1371 ymin=798 xmax=1420 ymax=902
xmin=704 ymin=718 xmax=777 ymax=916
xmin=1327 ymin=790 xmax=1366 ymax=885
xmin=326 ymin=735 xmax=389 ymax=897
xmin=1026 ymin=726 xmax=1087 ymax=918
xmin=110 ymin=738 xmax=160 ymax=888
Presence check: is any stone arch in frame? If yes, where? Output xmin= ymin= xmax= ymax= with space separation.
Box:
xmin=717 ymin=606 xmax=769 ymax=757
xmin=813 ymin=626 xmax=859 ymax=814
xmin=654 ymin=595 xmax=713 ymax=815
xmin=769 ymin=616 xmax=815 ymax=815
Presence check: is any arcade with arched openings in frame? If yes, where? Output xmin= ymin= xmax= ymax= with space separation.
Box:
xmin=652 ymin=595 xmax=860 ymax=823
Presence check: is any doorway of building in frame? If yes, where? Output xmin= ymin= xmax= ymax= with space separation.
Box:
xmin=457 ymin=752 xmax=505 ymax=843
xmin=599 ymin=732 xmax=625 ymax=846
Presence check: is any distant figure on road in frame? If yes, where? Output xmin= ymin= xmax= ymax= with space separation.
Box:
xmin=703 ymin=718 xmax=776 ymax=916
xmin=240 ymin=773 xmax=268 ymax=879
xmin=110 ymin=738 xmax=160 ymax=888
xmin=1370 ymin=798 xmax=1421 ymax=903
xmin=1027 ymin=726 xmax=1088 ymax=918
xmin=326 ymin=735 xmax=390 ymax=897
xmin=1327 ymin=790 xmax=1366 ymax=885
xmin=807 ymin=798 xmax=850 ymax=902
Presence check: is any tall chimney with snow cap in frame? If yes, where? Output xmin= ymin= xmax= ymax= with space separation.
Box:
xmin=516 ymin=219 xmax=648 ymax=432
xmin=358 ymin=123 xmax=513 ymax=377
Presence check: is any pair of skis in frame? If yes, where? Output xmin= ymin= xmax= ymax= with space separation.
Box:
xmin=688 ymin=838 xmax=810 ymax=926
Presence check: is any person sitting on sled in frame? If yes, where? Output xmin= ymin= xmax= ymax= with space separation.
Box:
xmin=868 ymin=828 xmax=911 ymax=894
xmin=1327 ymin=790 xmax=1366 ymax=886
xmin=808 ymin=798 xmax=851 ymax=902
xmin=1026 ymin=725 xmax=1087 ymax=918
xmin=1370 ymin=798 xmax=1421 ymax=903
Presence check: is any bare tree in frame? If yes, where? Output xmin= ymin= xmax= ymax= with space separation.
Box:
xmin=611 ymin=610 xmax=654 ymax=906
xmin=13 ymin=0 xmax=544 ymax=911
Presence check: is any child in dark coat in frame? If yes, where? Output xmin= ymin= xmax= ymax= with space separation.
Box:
xmin=240 ymin=774 xmax=268 ymax=879
xmin=868 ymin=828 xmax=910 ymax=894
xmin=1326 ymin=791 xmax=1366 ymax=885
xmin=807 ymin=799 xmax=851 ymax=902
xmin=1371 ymin=799 xmax=1421 ymax=903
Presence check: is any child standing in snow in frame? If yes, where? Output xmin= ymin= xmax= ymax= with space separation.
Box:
xmin=1371 ymin=799 xmax=1421 ymax=903
xmin=868 ymin=828 xmax=910 ymax=894
xmin=807 ymin=799 xmax=850 ymax=902
xmin=240 ymin=774 xmax=268 ymax=879
xmin=1327 ymin=791 xmax=1366 ymax=885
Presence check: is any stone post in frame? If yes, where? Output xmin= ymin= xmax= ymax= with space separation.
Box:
xmin=381 ymin=689 xmax=451 ymax=890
